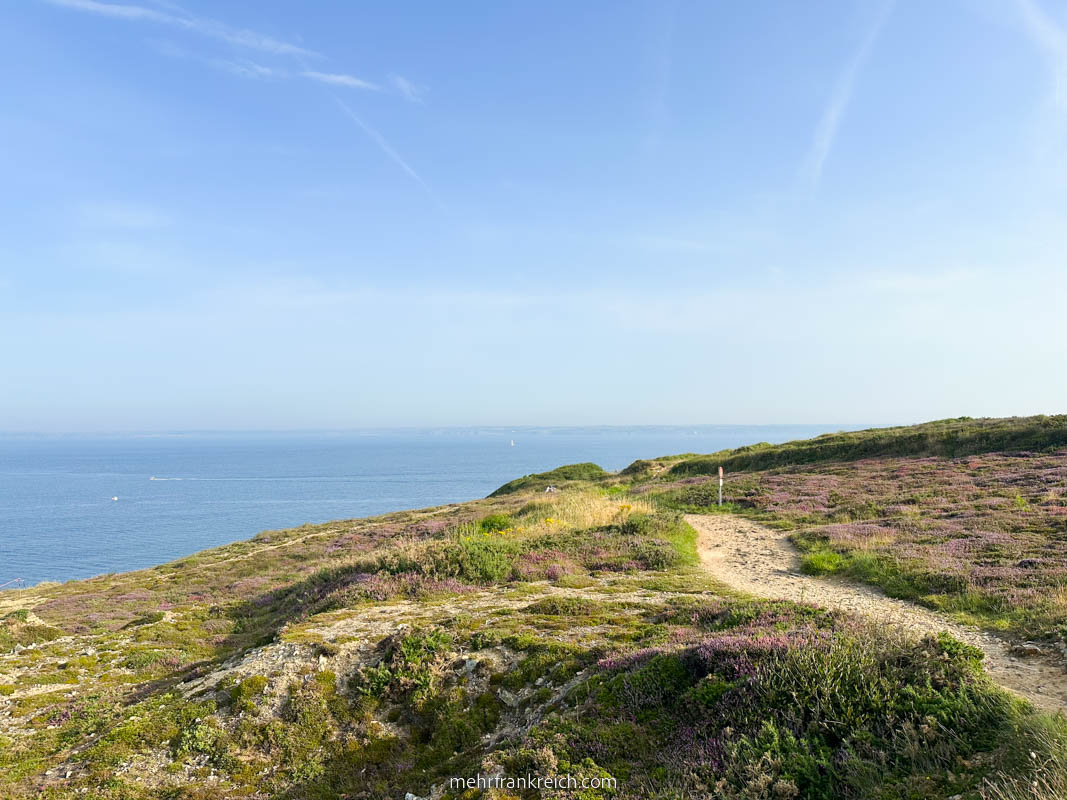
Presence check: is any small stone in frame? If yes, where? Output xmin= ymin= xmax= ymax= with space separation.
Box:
xmin=1012 ymin=643 xmax=1044 ymax=657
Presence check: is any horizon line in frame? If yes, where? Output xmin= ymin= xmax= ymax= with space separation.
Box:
xmin=0 ymin=421 xmax=938 ymax=437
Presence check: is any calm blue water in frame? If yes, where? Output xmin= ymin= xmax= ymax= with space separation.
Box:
xmin=0 ymin=426 xmax=858 ymax=586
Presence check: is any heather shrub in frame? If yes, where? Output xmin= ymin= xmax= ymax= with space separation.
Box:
xmin=619 ymin=513 xmax=652 ymax=536
xmin=637 ymin=445 xmax=1067 ymax=641
xmin=533 ymin=612 xmax=1066 ymax=800
xmin=668 ymin=415 xmax=1067 ymax=476
xmin=335 ymin=499 xmax=694 ymax=590
xmin=600 ymin=652 xmax=692 ymax=711
xmin=7 ymin=424 xmax=1067 ymax=800
xmin=634 ymin=540 xmax=679 ymax=570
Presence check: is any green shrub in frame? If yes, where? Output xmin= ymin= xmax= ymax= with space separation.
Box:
xmin=478 ymin=513 xmax=512 ymax=532
xmin=230 ymin=675 xmax=269 ymax=713
xmin=354 ymin=664 xmax=394 ymax=698
xmin=351 ymin=628 xmax=453 ymax=707
xmin=490 ymin=462 xmax=608 ymax=496
xmin=599 ymin=653 xmax=692 ymax=711
xmin=453 ymin=537 xmax=514 ymax=582
xmin=634 ymin=540 xmax=680 ymax=571
xmin=172 ymin=702 xmax=233 ymax=769
xmin=620 ymin=459 xmax=655 ymax=476
xmin=686 ymin=675 xmax=733 ymax=708
xmin=619 ymin=513 xmax=652 ymax=536
xmin=534 ymin=622 xmax=1067 ymax=799
xmin=378 ymin=535 xmax=518 ymax=584
xmin=0 ymin=614 xmax=62 ymax=653
xmin=123 ymin=649 xmax=171 ymax=669
xmin=271 ymin=681 xmax=331 ymax=781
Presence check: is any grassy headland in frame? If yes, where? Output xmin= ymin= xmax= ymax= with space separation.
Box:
xmin=1 ymin=416 xmax=1066 ymax=799
xmin=640 ymin=415 xmax=1067 ymax=644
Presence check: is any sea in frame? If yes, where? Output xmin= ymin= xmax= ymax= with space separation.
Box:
xmin=0 ymin=425 xmax=860 ymax=587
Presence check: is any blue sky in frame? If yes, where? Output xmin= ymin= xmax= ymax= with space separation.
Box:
xmin=2 ymin=0 xmax=1066 ymax=431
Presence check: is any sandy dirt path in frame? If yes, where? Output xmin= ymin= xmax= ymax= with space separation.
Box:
xmin=686 ymin=513 xmax=1067 ymax=714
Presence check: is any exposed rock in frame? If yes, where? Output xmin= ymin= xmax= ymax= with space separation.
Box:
xmin=1011 ymin=643 xmax=1044 ymax=657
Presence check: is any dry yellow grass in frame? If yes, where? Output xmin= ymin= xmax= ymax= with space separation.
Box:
xmin=513 ymin=489 xmax=655 ymax=537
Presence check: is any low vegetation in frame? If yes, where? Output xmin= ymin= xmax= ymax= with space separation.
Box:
xmin=665 ymin=416 xmax=1067 ymax=476
xmin=2 ymin=416 xmax=1066 ymax=798
xmin=490 ymin=462 xmax=609 ymax=496
xmin=641 ymin=421 xmax=1067 ymax=644
xmin=529 ymin=609 xmax=1055 ymax=800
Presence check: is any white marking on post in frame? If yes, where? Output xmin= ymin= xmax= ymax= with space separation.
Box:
xmin=718 ymin=466 xmax=723 ymax=506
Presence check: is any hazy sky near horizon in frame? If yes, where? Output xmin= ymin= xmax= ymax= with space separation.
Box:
xmin=2 ymin=0 xmax=1066 ymax=431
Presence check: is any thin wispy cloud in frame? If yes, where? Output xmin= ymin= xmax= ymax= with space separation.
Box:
xmin=801 ymin=0 xmax=895 ymax=187
xmin=43 ymin=0 xmax=318 ymax=57
xmin=225 ymin=60 xmax=278 ymax=80
xmin=46 ymin=0 xmax=435 ymax=203
xmin=1016 ymin=0 xmax=1067 ymax=108
xmin=389 ymin=74 xmax=422 ymax=102
xmin=48 ymin=0 xmax=415 ymax=99
xmin=153 ymin=41 xmax=282 ymax=80
xmin=301 ymin=71 xmax=380 ymax=91
xmin=333 ymin=98 xmax=437 ymax=203
xmin=157 ymin=43 xmax=379 ymax=91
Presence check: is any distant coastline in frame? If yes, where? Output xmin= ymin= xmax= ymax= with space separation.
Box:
xmin=1 ymin=425 xmax=867 ymax=587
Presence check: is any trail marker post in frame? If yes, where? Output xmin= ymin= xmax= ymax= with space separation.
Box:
xmin=718 ymin=466 xmax=723 ymax=507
